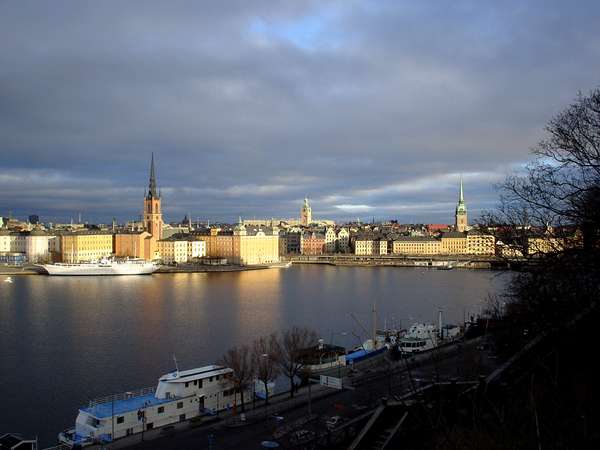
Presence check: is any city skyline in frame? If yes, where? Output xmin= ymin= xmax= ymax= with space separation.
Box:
xmin=1 ymin=1 xmax=600 ymax=223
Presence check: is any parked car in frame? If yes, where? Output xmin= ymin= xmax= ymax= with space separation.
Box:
xmin=290 ymin=429 xmax=315 ymax=444
xmin=326 ymin=415 xmax=342 ymax=429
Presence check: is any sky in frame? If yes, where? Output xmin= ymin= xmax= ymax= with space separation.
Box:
xmin=1 ymin=0 xmax=599 ymax=224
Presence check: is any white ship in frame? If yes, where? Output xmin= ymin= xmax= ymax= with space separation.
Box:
xmin=39 ymin=258 xmax=158 ymax=276
xmin=58 ymin=364 xmax=248 ymax=447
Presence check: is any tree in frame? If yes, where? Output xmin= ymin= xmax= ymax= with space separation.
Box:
xmin=252 ymin=333 xmax=279 ymax=406
xmin=218 ymin=344 xmax=254 ymax=412
xmin=273 ymin=326 xmax=318 ymax=398
xmin=487 ymin=88 xmax=600 ymax=332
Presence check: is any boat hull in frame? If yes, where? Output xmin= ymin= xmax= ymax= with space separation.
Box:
xmin=40 ymin=263 xmax=158 ymax=276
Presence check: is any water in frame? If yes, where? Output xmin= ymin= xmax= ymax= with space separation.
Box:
xmin=0 ymin=266 xmax=510 ymax=445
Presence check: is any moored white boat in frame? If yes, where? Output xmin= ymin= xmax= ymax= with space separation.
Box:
xmin=39 ymin=258 xmax=158 ymax=276
xmin=58 ymin=364 xmax=247 ymax=447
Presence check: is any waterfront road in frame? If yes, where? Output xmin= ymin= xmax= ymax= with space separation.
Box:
xmin=98 ymin=337 xmax=497 ymax=450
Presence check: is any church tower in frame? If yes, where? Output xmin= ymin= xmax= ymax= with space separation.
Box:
xmin=455 ymin=176 xmax=468 ymax=232
xmin=143 ymin=153 xmax=163 ymax=239
xmin=300 ymin=197 xmax=312 ymax=226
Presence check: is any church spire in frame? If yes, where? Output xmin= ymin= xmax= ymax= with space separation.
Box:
xmin=147 ymin=153 xmax=158 ymax=199
xmin=459 ymin=175 xmax=464 ymax=203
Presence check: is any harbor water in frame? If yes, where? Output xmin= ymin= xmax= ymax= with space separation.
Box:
xmin=0 ymin=265 xmax=510 ymax=445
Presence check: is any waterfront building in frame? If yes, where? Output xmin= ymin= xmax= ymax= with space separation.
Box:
xmin=353 ymin=234 xmax=376 ymax=255
xmin=196 ymin=222 xmax=280 ymax=265
xmin=60 ymin=232 xmax=113 ymax=263
xmin=337 ymin=227 xmax=350 ymax=253
xmin=392 ymin=236 xmax=441 ymax=255
xmin=527 ymin=236 xmax=565 ymax=255
xmin=114 ymin=231 xmax=154 ymax=260
xmin=301 ymin=231 xmax=325 ymax=255
xmin=300 ymin=197 xmax=312 ymax=226
xmin=455 ymin=176 xmax=468 ymax=232
xmin=143 ymin=154 xmax=163 ymax=242
xmin=466 ymin=231 xmax=496 ymax=255
xmin=158 ymin=236 xmax=206 ymax=264
xmin=281 ymin=230 xmax=302 ymax=254
xmin=325 ymin=227 xmax=337 ymax=253
xmin=25 ymin=229 xmax=51 ymax=262
xmin=0 ymin=229 xmax=11 ymax=253
xmin=440 ymin=231 xmax=468 ymax=254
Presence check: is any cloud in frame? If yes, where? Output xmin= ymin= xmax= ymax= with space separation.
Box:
xmin=334 ymin=204 xmax=373 ymax=213
xmin=1 ymin=0 xmax=599 ymax=223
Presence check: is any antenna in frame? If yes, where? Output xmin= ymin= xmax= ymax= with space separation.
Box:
xmin=173 ymin=354 xmax=180 ymax=375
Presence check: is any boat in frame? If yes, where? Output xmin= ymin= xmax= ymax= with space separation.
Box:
xmin=3 ymin=276 xmax=13 ymax=283
xmin=38 ymin=258 xmax=158 ymax=276
xmin=398 ymin=312 xmax=462 ymax=354
xmin=267 ymin=261 xmax=292 ymax=269
xmin=58 ymin=364 xmax=246 ymax=447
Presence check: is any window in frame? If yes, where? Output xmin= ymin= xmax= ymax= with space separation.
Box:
xmin=177 ymin=401 xmax=183 ymax=409
xmin=209 ymin=377 xmax=213 ymax=382
xmin=157 ymin=406 xmax=164 ymax=414
xmin=179 ymin=414 xmax=186 ymax=422
xmin=116 ymin=416 xmax=124 ymax=424
xmin=185 ymin=382 xmax=189 ymax=388
xmin=146 ymin=423 xmax=154 ymax=430
xmin=126 ymin=428 xmax=134 ymax=436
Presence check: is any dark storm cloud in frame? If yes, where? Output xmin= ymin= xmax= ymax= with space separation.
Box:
xmin=1 ymin=0 xmax=599 ymax=223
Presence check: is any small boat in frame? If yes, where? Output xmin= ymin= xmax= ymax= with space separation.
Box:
xmin=3 ymin=277 xmax=13 ymax=283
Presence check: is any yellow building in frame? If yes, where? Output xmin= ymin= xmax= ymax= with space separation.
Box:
xmin=60 ymin=232 xmax=114 ymax=262
xmin=353 ymin=236 xmax=389 ymax=255
xmin=466 ymin=232 xmax=496 ymax=255
xmin=527 ymin=237 xmax=565 ymax=255
xmin=354 ymin=237 xmax=375 ymax=255
xmin=197 ymin=223 xmax=280 ymax=265
xmin=392 ymin=237 xmax=441 ymax=255
xmin=440 ymin=232 xmax=468 ymax=254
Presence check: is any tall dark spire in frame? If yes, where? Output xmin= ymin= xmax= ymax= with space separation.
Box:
xmin=147 ymin=153 xmax=159 ymax=199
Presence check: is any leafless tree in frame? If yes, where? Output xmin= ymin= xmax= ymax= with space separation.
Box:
xmin=218 ymin=344 xmax=255 ymax=412
xmin=484 ymin=88 xmax=600 ymax=255
xmin=252 ymin=333 xmax=279 ymax=406
xmin=273 ymin=326 xmax=318 ymax=398
xmin=482 ymin=88 xmax=600 ymax=332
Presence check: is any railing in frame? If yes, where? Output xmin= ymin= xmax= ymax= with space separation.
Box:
xmin=87 ymin=386 xmax=156 ymax=408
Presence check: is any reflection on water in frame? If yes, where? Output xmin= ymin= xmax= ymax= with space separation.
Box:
xmin=0 ymin=266 xmax=509 ymax=445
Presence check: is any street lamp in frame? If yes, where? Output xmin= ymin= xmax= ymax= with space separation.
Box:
xmin=261 ymin=353 xmax=269 ymax=423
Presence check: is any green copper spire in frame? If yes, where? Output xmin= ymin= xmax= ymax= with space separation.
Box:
xmin=456 ymin=175 xmax=467 ymax=214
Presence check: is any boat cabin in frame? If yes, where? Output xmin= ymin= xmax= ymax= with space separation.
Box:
xmin=59 ymin=365 xmax=243 ymax=447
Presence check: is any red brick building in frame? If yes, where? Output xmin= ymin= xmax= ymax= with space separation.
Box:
xmin=301 ymin=232 xmax=326 ymax=255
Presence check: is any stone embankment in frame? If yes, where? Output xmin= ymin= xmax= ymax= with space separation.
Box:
xmin=289 ymin=254 xmax=507 ymax=269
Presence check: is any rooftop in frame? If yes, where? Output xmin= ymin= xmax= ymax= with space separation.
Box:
xmin=81 ymin=392 xmax=172 ymax=419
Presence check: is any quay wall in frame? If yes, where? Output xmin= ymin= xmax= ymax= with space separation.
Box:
xmin=289 ymin=255 xmax=508 ymax=270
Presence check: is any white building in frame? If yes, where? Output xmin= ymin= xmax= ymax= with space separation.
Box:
xmin=337 ymin=228 xmax=350 ymax=253
xmin=159 ymin=237 xmax=206 ymax=264
xmin=26 ymin=230 xmax=51 ymax=263
xmin=325 ymin=227 xmax=337 ymax=253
